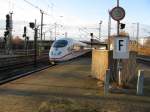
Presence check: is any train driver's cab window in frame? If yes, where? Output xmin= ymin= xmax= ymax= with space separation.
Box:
xmin=53 ymin=40 xmax=68 ymax=48
xmin=72 ymin=44 xmax=81 ymax=51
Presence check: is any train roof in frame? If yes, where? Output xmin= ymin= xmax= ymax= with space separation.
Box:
xmin=55 ymin=38 xmax=87 ymax=46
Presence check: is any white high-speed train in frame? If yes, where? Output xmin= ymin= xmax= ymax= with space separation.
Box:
xmin=49 ymin=38 xmax=90 ymax=62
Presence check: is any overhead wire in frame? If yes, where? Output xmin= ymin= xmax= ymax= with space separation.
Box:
xmin=23 ymin=0 xmax=52 ymax=16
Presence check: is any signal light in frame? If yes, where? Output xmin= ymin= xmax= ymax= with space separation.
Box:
xmin=90 ymin=33 xmax=93 ymax=37
xmin=24 ymin=26 xmax=27 ymax=33
xmin=120 ymin=23 xmax=125 ymax=29
xmin=26 ymin=36 xmax=29 ymax=40
xmin=23 ymin=26 xmax=27 ymax=37
xmin=4 ymin=30 xmax=9 ymax=37
xmin=6 ymin=14 xmax=10 ymax=30
xmin=29 ymin=22 xmax=35 ymax=29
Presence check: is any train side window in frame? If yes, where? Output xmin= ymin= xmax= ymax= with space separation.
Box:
xmin=72 ymin=44 xmax=81 ymax=51
xmin=67 ymin=45 xmax=73 ymax=51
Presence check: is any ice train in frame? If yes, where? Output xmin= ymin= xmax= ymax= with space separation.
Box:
xmin=49 ymin=38 xmax=90 ymax=62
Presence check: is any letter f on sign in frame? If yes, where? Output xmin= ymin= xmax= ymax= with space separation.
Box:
xmin=119 ymin=40 xmax=124 ymax=51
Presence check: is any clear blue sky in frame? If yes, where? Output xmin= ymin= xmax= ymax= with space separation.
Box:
xmin=52 ymin=0 xmax=150 ymax=25
xmin=0 ymin=0 xmax=150 ymax=39
xmin=0 ymin=0 xmax=149 ymax=26
xmin=0 ymin=0 xmax=150 ymax=25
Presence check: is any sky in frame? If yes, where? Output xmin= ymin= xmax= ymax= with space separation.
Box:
xmin=0 ymin=0 xmax=150 ymax=40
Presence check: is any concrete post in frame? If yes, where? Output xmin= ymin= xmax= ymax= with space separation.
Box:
xmin=104 ymin=69 xmax=110 ymax=96
xmin=118 ymin=60 xmax=122 ymax=86
xmin=118 ymin=69 xmax=121 ymax=86
xmin=99 ymin=20 xmax=102 ymax=40
xmin=137 ymin=70 xmax=144 ymax=95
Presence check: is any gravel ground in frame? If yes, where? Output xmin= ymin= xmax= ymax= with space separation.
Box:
xmin=0 ymin=57 xmax=149 ymax=112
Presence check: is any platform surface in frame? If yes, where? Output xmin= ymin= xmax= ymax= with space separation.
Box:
xmin=0 ymin=57 xmax=149 ymax=112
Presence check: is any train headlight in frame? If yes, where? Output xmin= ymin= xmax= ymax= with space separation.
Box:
xmin=57 ymin=51 xmax=62 ymax=55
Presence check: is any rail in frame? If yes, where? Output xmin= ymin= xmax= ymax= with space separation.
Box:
xmin=137 ymin=55 xmax=150 ymax=62
xmin=0 ymin=54 xmax=50 ymax=81
xmin=137 ymin=55 xmax=150 ymax=66
xmin=0 ymin=54 xmax=49 ymax=67
xmin=0 ymin=54 xmax=49 ymax=72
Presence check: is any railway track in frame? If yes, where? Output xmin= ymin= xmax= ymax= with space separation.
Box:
xmin=137 ymin=55 xmax=150 ymax=65
xmin=137 ymin=55 xmax=150 ymax=61
xmin=0 ymin=64 xmax=55 ymax=85
xmin=0 ymin=55 xmax=48 ymax=71
xmin=0 ymin=54 xmax=54 ymax=84
xmin=0 ymin=52 xmax=149 ymax=85
xmin=0 ymin=52 xmax=92 ymax=85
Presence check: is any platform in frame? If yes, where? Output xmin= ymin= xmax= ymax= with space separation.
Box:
xmin=0 ymin=57 xmax=149 ymax=112
xmin=0 ymin=57 xmax=100 ymax=112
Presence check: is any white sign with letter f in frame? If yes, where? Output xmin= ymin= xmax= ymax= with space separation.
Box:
xmin=113 ymin=37 xmax=129 ymax=59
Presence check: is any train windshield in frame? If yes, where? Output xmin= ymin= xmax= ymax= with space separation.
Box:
xmin=53 ymin=40 xmax=68 ymax=48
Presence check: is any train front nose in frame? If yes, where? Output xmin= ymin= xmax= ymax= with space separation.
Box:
xmin=49 ymin=48 xmax=62 ymax=61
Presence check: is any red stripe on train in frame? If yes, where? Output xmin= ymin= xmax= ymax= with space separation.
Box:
xmin=49 ymin=50 xmax=85 ymax=60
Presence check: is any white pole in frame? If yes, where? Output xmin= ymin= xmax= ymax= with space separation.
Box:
xmin=54 ymin=23 xmax=57 ymax=41
xmin=108 ymin=10 xmax=111 ymax=50
xmin=137 ymin=23 xmax=139 ymax=53
xmin=137 ymin=70 xmax=144 ymax=95
xmin=104 ymin=69 xmax=110 ymax=96
xmin=99 ymin=20 xmax=102 ymax=40
xmin=65 ymin=32 xmax=68 ymax=38
xmin=118 ymin=68 xmax=121 ymax=85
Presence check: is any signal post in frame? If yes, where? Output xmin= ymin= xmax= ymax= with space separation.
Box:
xmin=4 ymin=12 xmax=13 ymax=54
xmin=29 ymin=20 xmax=38 ymax=66
xmin=109 ymin=0 xmax=129 ymax=86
